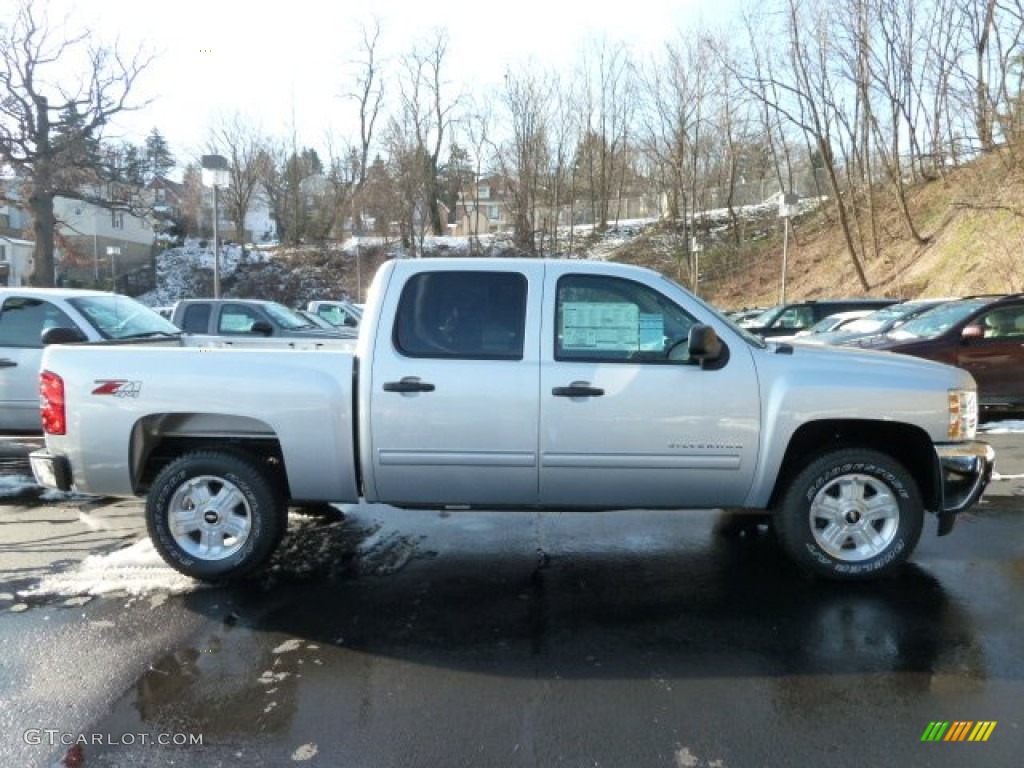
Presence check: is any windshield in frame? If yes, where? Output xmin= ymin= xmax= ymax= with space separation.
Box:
xmin=888 ymin=299 xmax=991 ymax=340
xmin=68 ymin=295 xmax=181 ymax=340
xmin=838 ymin=316 xmax=886 ymax=333
xmin=741 ymin=305 xmax=782 ymax=328
xmin=807 ymin=316 xmax=844 ymax=334
xmin=263 ymin=302 xmax=317 ymax=330
xmin=842 ymin=301 xmax=944 ymax=334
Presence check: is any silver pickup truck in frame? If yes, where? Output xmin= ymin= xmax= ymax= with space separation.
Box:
xmin=30 ymin=258 xmax=994 ymax=582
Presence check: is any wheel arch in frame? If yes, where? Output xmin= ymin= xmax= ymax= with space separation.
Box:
xmin=130 ymin=412 xmax=289 ymax=498
xmin=769 ymin=419 xmax=939 ymax=511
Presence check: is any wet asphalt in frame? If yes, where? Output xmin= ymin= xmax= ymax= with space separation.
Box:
xmin=0 ymin=432 xmax=1022 ymax=768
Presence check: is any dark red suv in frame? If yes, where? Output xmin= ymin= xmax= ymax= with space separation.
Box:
xmin=864 ymin=294 xmax=1024 ymax=413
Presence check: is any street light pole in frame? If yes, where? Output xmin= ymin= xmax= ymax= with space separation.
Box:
xmin=201 ymin=155 xmax=230 ymax=299
xmin=778 ymin=192 xmax=800 ymax=305
xmin=212 ymin=182 xmax=221 ymax=298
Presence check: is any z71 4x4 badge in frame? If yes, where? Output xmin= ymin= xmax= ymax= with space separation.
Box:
xmin=91 ymin=380 xmax=142 ymax=398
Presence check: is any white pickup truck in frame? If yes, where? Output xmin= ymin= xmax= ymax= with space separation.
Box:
xmin=30 ymin=258 xmax=994 ymax=582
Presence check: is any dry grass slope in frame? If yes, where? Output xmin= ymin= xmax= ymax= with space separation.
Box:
xmin=623 ymin=148 xmax=1024 ymax=310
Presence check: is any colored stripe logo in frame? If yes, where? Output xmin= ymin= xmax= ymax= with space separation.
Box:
xmin=921 ymin=721 xmax=997 ymax=742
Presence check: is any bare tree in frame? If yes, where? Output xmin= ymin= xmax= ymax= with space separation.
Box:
xmin=498 ymin=65 xmax=555 ymax=254
xmin=459 ymin=96 xmax=498 ymax=253
xmin=966 ymin=0 xmax=1001 ymax=149
xmin=577 ymin=38 xmax=636 ymax=231
xmin=729 ymin=0 xmax=871 ymax=290
xmin=396 ymin=30 xmax=459 ymax=238
xmin=206 ymin=113 xmax=269 ymax=242
xmin=0 ymin=0 xmax=154 ymax=285
xmin=637 ymin=35 xmax=714 ymax=282
xmin=545 ymin=76 xmax=582 ymax=255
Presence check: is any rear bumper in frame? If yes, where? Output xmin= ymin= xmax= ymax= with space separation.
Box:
xmin=29 ymin=450 xmax=73 ymax=492
xmin=934 ymin=440 xmax=995 ymax=535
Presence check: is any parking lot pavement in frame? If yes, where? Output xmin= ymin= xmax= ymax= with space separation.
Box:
xmin=0 ymin=430 xmax=1020 ymax=592
xmin=983 ymin=429 xmax=1024 ymax=497
xmin=0 ymin=497 xmax=146 ymax=587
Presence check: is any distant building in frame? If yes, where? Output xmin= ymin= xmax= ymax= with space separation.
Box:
xmin=0 ymin=233 xmax=33 ymax=286
xmin=1 ymin=176 xmax=158 ymax=288
xmin=452 ymin=176 xmax=514 ymax=236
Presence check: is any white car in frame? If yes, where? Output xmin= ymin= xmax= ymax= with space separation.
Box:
xmin=777 ymin=309 xmax=877 ymax=342
xmin=0 ymin=288 xmax=180 ymax=434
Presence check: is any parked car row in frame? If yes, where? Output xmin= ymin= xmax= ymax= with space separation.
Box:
xmin=737 ymin=298 xmax=899 ymax=337
xmin=751 ymin=294 xmax=1024 ymax=415
xmin=164 ymin=299 xmax=357 ymax=340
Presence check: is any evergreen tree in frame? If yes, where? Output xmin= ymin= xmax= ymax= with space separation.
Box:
xmin=145 ymin=128 xmax=176 ymax=179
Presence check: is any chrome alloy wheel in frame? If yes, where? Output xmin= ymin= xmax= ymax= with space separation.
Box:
xmin=808 ymin=472 xmax=899 ymax=562
xmin=168 ymin=475 xmax=252 ymax=561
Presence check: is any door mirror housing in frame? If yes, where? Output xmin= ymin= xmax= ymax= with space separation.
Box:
xmin=250 ymin=320 xmax=274 ymax=336
xmin=41 ymin=326 xmax=87 ymax=345
xmin=668 ymin=323 xmax=728 ymax=368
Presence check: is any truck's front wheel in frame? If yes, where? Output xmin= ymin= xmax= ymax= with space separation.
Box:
xmin=775 ymin=449 xmax=924 ymax=580
xmin=146 ymin=450 xmax=286 ymax=581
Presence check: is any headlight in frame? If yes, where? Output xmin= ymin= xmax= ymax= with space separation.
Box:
xmin=948 ymin=389 xmax=978 ymax=440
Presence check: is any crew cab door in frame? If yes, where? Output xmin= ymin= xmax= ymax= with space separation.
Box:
xmin=538 ymin=267 xmax=761 ymax=508
xmin=366 ymin=263 xmax=542 ymax=506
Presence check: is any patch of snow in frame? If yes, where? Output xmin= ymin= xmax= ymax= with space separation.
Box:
xmin=979 ymin=419 xmax=1024 ymax=434
xmin=18 ymin=538 xmax=203 ymax=599
xmin=272 ymin=639 xmax=304 ymax=654
xmin=291 ymin=743 xmax=318 ymax=762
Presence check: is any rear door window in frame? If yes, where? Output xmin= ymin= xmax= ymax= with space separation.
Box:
xmin=393 ymin=271 xmax=527 ymax=359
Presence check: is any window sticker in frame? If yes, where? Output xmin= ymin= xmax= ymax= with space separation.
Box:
xmin=562 ymin=302 xmax=641 ymax=351
xmin=639 ymin=312 xmax=666 ymax=350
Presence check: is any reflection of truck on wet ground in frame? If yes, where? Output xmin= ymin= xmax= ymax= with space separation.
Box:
xmin=30 ymin=258 xmax=993 ymax=583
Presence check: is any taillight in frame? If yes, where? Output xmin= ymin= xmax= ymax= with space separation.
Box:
xmin=40 ymin=370 xmax=66 ymax=435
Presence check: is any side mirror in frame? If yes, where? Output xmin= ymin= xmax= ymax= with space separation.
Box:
xmin=688 ymin=323 xmax=722 ymax=362
xmin=250 ymin=320 xmax=274 ymax=336
xmin=41 ymin=326 xmax=87 ymax=345
xmin=962 ymin=325 xmax=984 ymax=340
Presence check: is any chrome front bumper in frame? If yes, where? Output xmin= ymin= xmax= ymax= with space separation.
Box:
xmin=934 ymin=440 xmax=995 ymax=535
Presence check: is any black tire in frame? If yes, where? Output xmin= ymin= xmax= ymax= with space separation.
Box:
xmin=774 ymin=448 xmax=924 ymax=581
xmin=146 ymin=450 xmax=286 ymax=581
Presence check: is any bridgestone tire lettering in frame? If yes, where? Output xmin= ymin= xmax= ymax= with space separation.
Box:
xmin=146 ymin=450 xmax=286 ymax=581
xmin=774 ymin=448 xmax=924 ymax=581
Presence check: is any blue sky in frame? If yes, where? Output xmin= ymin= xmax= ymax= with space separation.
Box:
xmin=24 ymin=0 xmax=741 ymax=161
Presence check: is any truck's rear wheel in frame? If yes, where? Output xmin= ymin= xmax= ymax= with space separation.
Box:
xmin=774 ymin=448 xmax=924 ymax=580
xmin=146 ymin=450 xmax=286 ymax=581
